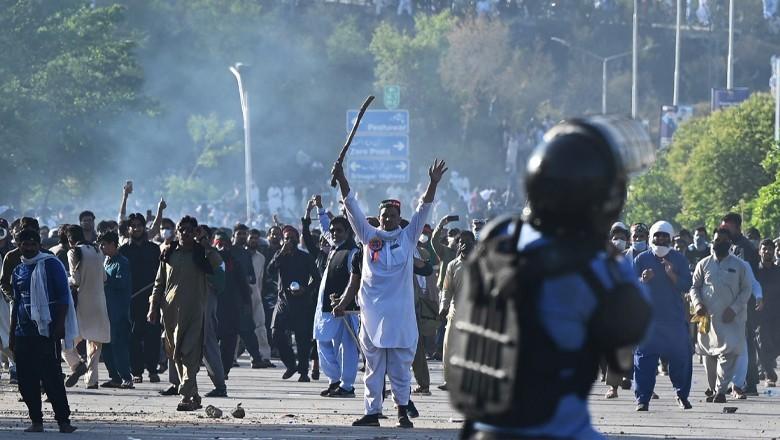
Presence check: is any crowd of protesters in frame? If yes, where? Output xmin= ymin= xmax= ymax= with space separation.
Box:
xmin=3 ymin=163 xmax=780 ymax=432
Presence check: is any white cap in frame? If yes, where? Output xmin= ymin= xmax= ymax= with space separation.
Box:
xmin=650 ymin=220 xmax=674 ymax=238
xmin=610 ymin=222 xmax=628 ymax=233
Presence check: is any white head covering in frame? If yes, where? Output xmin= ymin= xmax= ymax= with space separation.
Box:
xmin=649 ymin=220 xmax=674 ymax=238
xmin=610 ymin=221 xmax=628 ymax=234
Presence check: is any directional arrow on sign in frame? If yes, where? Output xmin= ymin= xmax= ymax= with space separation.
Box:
xmin=393 ymin=142 xmax=405 ymax=151
xmin=396 ymin=162 xmax=407 ymax=171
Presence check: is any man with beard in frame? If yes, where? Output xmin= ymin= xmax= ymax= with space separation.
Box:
xmin=267 ymin=225 xmax=321 ymax=382
xmin=119 ymin=213 xmax=162 ymax=384
xmin=262 ymin=225 xmax=283 ymax=356
xmin=212 ymin=229 xmax=262 ymax=377
xmin=331 ymin=158 xmax=446 ymax=429
xmin=78 ymin=211 xmax=97 ymax=244
xmin=312 ymin=194 xmax=360 ymax=398
xmin=10 ymin=229 xmax=77 ymax=433
xmin=147 ymin=216 xmax=220 ymax=411
xmin=437 ymin=230 xmax=475 ymax=391
xmin=247 ymin=229 xmax=274 ymax=368
xmin=756 ymin=239 xmax=780 ymax=387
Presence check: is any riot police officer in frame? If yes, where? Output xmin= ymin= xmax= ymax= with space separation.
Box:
xmin=446 ymin=116 xmax=655 ymax=439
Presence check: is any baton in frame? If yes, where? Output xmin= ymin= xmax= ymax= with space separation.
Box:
xmin=330 ymin=95 xmax=375 ymax=188
xmin=340 ymin=311 xmax=363 ymax=356
xmin=130 ymin=282 xmax=155 ymax=300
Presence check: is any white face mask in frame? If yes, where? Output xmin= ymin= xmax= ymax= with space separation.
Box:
xmin=161 ymin=229 xmax=174 ymax=241
xmin=611 ymin=239 xmax=627 ymax=251
xmin=632 ymin=241 xmax=647 ymax=252
xmin=651 ymin=244 xmax=670 ymax=257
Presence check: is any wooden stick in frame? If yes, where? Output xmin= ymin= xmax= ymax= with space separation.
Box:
xmin=330 ymin=95 xmax=375 ymax=187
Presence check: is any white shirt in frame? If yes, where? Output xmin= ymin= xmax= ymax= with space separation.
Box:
xmin=343 ymin=191 xmax=432 ymax=348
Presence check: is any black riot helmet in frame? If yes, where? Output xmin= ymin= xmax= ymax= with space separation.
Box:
xmin=523 ymin=115 xmax=654 ymax=244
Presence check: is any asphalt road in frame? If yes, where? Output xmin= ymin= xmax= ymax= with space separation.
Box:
xmin=0 ymin=355 xmax=778 ymax=439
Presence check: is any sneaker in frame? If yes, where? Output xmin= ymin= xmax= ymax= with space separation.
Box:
xmin=158 ymin=385 xmax=179 ymax=396
xmin=321 ymin=382 xmax=341 ymax=397
xmin=352 ymin=414 xmax=380 ymax=427
xmin=298 ymin=374 xmax=311 ymax=383
xmin=132 ymin=376 xmax=143 ymax=384
xmin=205 ymin=388 xmax=228 ymax=398
xmin=100 ymin=380 xmax=121 ymax=388
xmin=120 ymin=380 xmax=135 ymax=389
xmin=411 ymin=386 xmax=431 ymax=396
xmin=65 ymin=362 xmax=88 ymax=388
xmin=24 ymin=423 xmax=44 ymax=432
xmin=766 ymin=380 xmax=777 ymax=388
xmin=605 ymin=388 xmax=618 ymax=399
xmin=282 ymin=368 xmax=296 ymax=380
xmin=732 ymin=386 xmax=747 ymax=400
xmin=676 ymin=397 xmax=692 ymax=409
xmin=328 ymin=386 xmax=355 ymax=398
xmin=149 ymin=373 xmax=161 ymax=383
xmin=437 ymin=383 xmax=449 ymax=391
xmin=58 ymin=423 xmax=77 ymax=434
xmin=635 ymin=403 xmax=649 ymax=411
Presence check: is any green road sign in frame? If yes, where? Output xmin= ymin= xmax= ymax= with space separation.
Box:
xmin=383 ymin=85 xmax=400 ymax=110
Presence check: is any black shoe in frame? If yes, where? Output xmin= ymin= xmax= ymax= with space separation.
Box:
xmin=298 ymin=374 xmax=311 ymax=382
xmin=676 ymin=397 xmax=692 ymax=409
xmin=704 ymin=388 xmax=714 ymax=397
xmin=204 ymin=388 xmax=228 ymax=398
xmin=406 ymin=401 xmax=419 ymax=418
xmin=132 ymin=376 xmax=143 ymax=384
xmin=352 ymin=414 xmax=380 ymax=427
xmin=24 ymin=423 xmax=44 ymax=432
xmin=620 ymin=378 xmax=632 ymax=390
xmin=58 ymin=423 xmax=77 ymax=434
xmin=397 ymin=413 xmax=413 ymax=428
xmin=149 ymin=373 xmax=161 ymax=383
xmin=635 ymin=403 xmax=649 ymax=411
xmin=251 ymin=359 xmax=276 ymax=369
xmin=159 ymin=385 xmax=179 ymax=396
xmin=437 ymin=383 xmax=449 ymax=391
xmin=652 ymin=392 xmax=659 ymax=399
xmin=713 ymin=393 xmax=727 ymax=403
xmin=86 ymin=384 xmax=98 ymax=390
xmin=158 ymin=363 xmax=168 ymax=374
xmin=328 ymin=386 xmax=355 ymax=398
xmin=745 ymin=386 xmax=759 ymax=396
xmin=120 ymin=380 xmax=135 ymax=389
xmin=311 ymin=368 xmax=320 ymax=380
xmin=282 ymin=368 xmax=296 ymax=380
xmin=100 ymin=380 xmax=121 ymax=388
xmin=65 ymin=362 xmax=87 ymax=388
xmin=321 ymin=382 xmax=341 ymax=397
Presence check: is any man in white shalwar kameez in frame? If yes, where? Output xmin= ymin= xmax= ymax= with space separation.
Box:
xmin=689 ymin=228 xmax=752 ymax=403
xmin=331 ymin=159 xmax=447 ymax=429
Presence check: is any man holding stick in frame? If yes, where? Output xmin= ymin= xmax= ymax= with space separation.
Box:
xmin=331 ymin=158 xmax=447 ymax=429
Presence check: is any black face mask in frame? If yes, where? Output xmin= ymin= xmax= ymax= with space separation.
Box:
xmin=712 ymin=241 xmax=731 ymax=258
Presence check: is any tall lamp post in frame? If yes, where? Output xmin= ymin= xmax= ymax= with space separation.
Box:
xmin=632 ymin=0 xmax=639 ymax=118
xmin=552 ymin=37 xmax=639 ymax=115
xmin=229 ymin=63 xmax=253 ymax=224
xmin=727 ymin=0 xmax=734 ymax=89
xmin=673 ymin=0 xmax=682 ymax=106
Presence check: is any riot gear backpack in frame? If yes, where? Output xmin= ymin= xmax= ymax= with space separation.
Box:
xmin=446 ymin=215 xmax=650 ymax=428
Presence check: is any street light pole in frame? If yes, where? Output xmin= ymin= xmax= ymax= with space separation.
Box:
xmin=229 ymin=63 xmax=253 ymax=224
xmin=552 ymin=37 xmax=635 ymax=115
xmin=727 ymin=0 xmax=734 ymax=89
xmin=673 ymin=0 xmax=682 ymax=106
xmin=774 ymin=56 xmax=779 ymax=142
xmin=632 ymin=0 xmax=638 ymax=118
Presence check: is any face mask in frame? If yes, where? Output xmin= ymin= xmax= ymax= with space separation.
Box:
xmin=611 ymin=239 xmax=627 ymax=251
xmin=712 ymin=241 xmax=731 ymax=258
xmin=651 ymin=244 xmax=670 ymax=257
xmin=161 ymin=229 xmax=174 ymax=241
xmin=632 ymin=241 xmax=647 ymax=252
xmin=419 ymin=235 xmax=430 ymax=244
xmin=695 ymin=236 xmax=707 ymax=251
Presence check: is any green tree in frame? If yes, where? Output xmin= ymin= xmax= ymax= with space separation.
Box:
xmin=623 ymin=155 xmax=682 ymax=226
xmin=0 ymin=1 xmax=147 ymax=209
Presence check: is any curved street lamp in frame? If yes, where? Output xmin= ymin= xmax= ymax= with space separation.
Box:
xmin=229 ymin=63 xmax=253 ymax=223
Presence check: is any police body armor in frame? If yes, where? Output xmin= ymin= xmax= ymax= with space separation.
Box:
xmin=446 ymin=215 xmax=650 ymax=429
